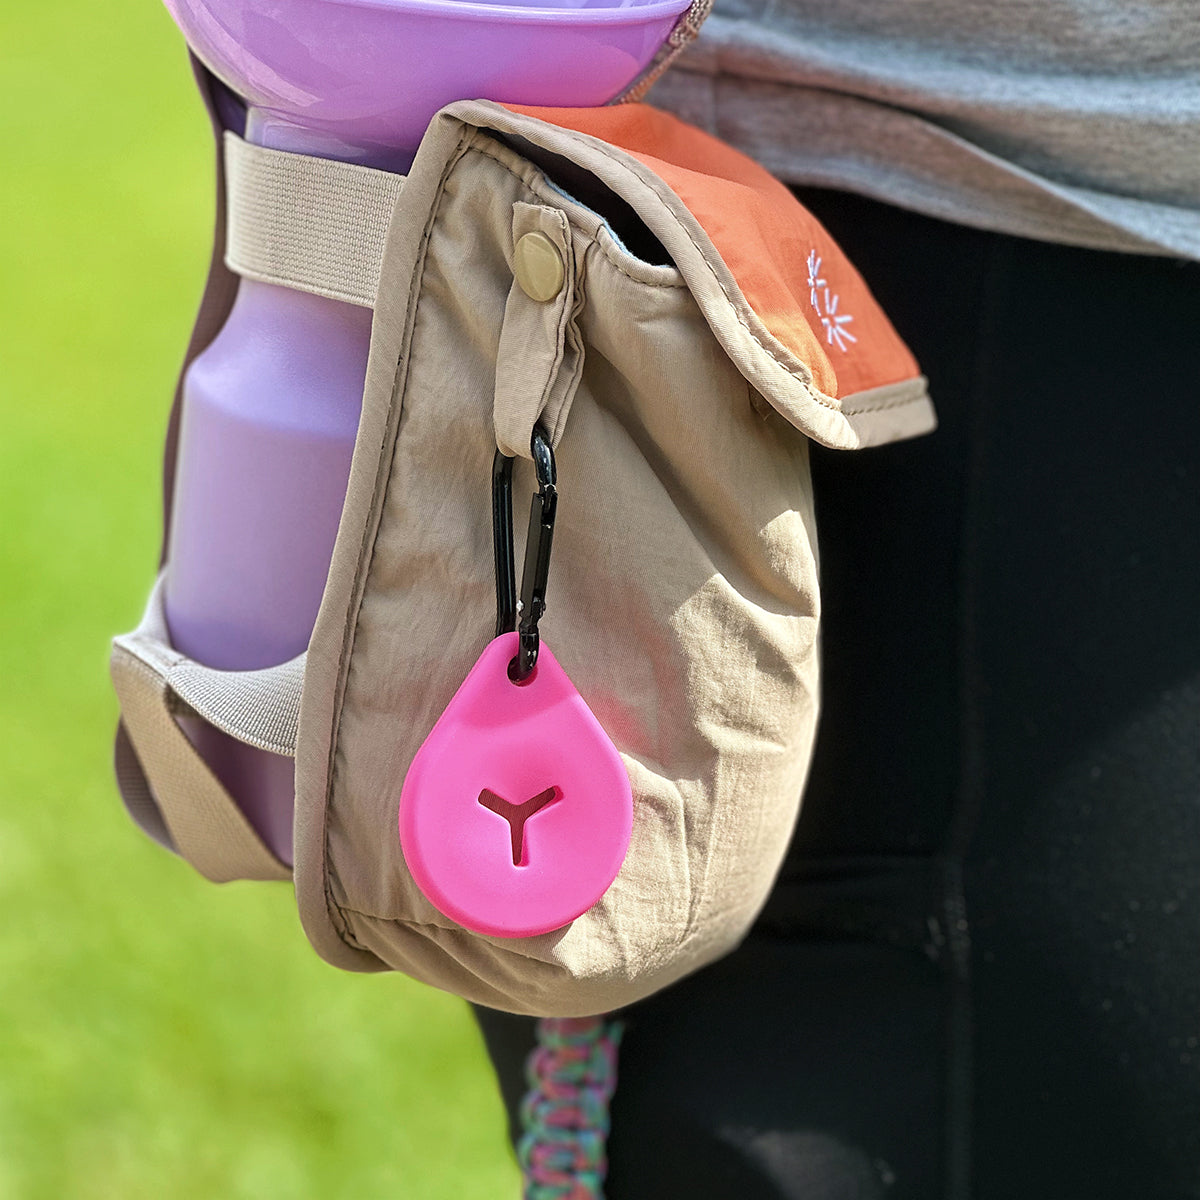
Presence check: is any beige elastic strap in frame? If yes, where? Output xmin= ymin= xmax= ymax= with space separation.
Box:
xmin=110 ymin=575 xmax=299 ymax=882
xmin=223 ymin=132 xmax=405 ymax=308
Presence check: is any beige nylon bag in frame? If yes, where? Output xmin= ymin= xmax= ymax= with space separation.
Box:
xmin=112 ymin=96 xmax=934 ymax=1017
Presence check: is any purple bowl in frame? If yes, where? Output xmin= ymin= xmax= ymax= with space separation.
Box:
xmin=165 ymin=0 xmax=691 ymax=159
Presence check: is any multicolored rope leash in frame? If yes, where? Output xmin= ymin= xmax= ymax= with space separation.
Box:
xmin=518 ymin=1015 xmax=623 ymax=1200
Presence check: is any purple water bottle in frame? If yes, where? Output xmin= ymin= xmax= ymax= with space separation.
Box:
xmin=160 ymin=0 xmax=694 ymax=863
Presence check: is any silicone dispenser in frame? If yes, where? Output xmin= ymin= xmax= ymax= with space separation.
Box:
xmin=159 ymin=0 xmax=692 ymax=863
xmin=400 ymin=437 xmax=633 ymax=935
xmin=400 ymin=634 xmax=634 ymax=937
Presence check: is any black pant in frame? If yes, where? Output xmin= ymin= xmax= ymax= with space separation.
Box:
xmin=475 ymin=193 xmax=1200 ymax=1200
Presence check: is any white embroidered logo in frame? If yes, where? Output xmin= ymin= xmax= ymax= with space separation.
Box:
xmin=806 ymin=250 xmax=857 ymax=353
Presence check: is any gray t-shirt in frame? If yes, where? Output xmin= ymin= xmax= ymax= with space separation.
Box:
xmin=649 ymin=0 xmax=1200 ymax=259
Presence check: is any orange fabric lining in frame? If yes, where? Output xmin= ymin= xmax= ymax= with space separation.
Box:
xmin=505 ymin=104 xmax=920 ymax=400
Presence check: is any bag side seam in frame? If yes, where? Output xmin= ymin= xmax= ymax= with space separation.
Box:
xmin=320 ymin=129 xmax=479 ymax=956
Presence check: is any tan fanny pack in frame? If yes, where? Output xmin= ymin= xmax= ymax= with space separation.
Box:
xmin=111 ymin=93 xmax=934 ymax=1017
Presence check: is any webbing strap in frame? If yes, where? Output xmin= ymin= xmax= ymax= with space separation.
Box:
xmin=223 ymin=132 xmax=404 ymax=308
xmin=110 ymin=575 xmax=298 ymax=883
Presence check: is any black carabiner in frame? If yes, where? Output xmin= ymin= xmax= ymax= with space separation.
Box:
xmin=492 ymin=428 xmax=557 ymax=682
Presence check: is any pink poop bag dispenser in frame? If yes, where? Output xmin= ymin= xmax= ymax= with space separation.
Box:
xmin=400 ymin=434 xmax=634 ymax=936
xmin=400 ymin=633 xmax=634 ymax=938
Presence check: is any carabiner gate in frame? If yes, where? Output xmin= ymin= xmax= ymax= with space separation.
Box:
xmin=492 ymin=428 xmax=557 ymax=682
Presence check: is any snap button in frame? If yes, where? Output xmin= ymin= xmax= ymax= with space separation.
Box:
xmin=513 ymin=231 xmax=565 ymax=302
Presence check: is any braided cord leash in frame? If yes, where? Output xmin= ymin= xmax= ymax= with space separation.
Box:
xmin=518 ymin=1016 xmax=623 ymax=1200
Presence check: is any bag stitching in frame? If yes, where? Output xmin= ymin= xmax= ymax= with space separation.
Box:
xmin=549 ymin=282 xmax=587 ymax=446
xmin=321 ymin=130 xmax=478 ymax=956
xmin=543 ymin=212 xmax=586 ymax=447
xmin=841 ymin=385 xmax=931 ymax=417
xmin=529 ymin=206 xmax=576 ymax=441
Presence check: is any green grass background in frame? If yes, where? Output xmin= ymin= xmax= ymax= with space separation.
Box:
xmin=0 ymin=5 xmax=519 ymax=1197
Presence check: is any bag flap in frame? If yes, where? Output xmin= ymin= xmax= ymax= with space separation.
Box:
xmin=426 ymin=99 xmax=935 ymax=450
